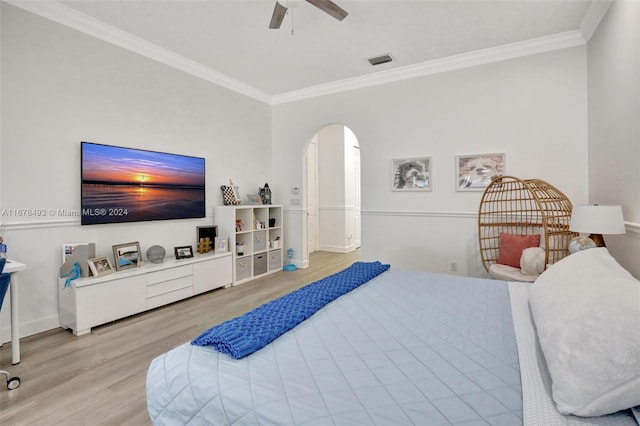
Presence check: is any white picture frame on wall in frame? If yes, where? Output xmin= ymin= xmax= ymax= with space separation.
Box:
xmin=391 ymin=157 xmax=432 ymax=192
xmin=455 ymin=153 xmax=505 ymax=192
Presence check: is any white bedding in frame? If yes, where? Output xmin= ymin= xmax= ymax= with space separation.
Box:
xmin=147 ymin=268 xmax=638 ymax=425
xmin=509 ymin=282 xmax=635 ymax=425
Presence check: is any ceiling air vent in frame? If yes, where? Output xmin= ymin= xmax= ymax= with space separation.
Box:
xmin=368 ymin=54 xmax=393 ymax=66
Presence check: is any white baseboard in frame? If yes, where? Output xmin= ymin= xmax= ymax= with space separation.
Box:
xmin=317 ymin=244 xmax=357 ymax=254
xmin=1 ymin=314 xmax=60 ymax=344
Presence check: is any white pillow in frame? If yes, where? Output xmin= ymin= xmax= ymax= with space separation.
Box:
xmin=529 ymin=248 xmax=640 ymax=417
xmin=520 ymin=247 xmax=545 ymax=275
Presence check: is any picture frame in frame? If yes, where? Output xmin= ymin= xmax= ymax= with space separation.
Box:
xmin=391 ymin=157 xmax=432 ymax=191
xmin=112 ymin=242 xmax=141 ymax=271
xmin=87 ymin=256 xmax=114 ymax=278
xmin=246 ymin=193 xmax=262 ymax=205
xmin=197 ymin=226 xmax=217 ymax=247
xmin=455 ymin=153 xmax=505 ymax=192
xmin=214 ymin=237 xmax=229 ymax=253
xmin=174 ymin=245 xmax=194 ymax=259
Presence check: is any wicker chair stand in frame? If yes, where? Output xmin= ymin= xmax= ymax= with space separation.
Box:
xmin=478 ymin=176 xmax=577 ymax=278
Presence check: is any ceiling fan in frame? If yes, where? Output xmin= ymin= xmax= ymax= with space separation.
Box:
xmin=269 ymin=0 xmax=348 ymax=29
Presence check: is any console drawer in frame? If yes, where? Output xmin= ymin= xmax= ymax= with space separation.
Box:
xmin=146 ymin=264 xmax=192 ymax=285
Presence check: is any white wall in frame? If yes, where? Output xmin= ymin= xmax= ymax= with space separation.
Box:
xmin=316 ymin=125 xmax=359 ymax=253
xmin=273 ymin=46 xmax=589 ymax=275
xmin=317 ymin=125 xmax=346 ymax=251
xmin=587 ymin=0 xmax=640 ymax=277
xmin=0 ymin=4 xmax=271 ymax=340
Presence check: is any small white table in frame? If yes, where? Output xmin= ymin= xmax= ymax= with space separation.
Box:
xmin=3 ymin=259 xmax=26 ymax=365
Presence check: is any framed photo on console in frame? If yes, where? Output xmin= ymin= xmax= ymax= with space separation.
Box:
xmin=175 ymin=245 xmax=194 ymax=259
xmin=197 ymin=226 xmax=217 ymax=244
xmin=112 ymin=242 xmax=141 ymax=271
xmin=87 ymin=256 xmax=114 ymax=278
xmin=214 ymin=237 xmax=228 ymax=253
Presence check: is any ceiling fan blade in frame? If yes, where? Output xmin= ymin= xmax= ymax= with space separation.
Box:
xmin=305 ymin=0 xmax=348 ymax=21
xmin=269 ymin=1 xmax=287 ymax=29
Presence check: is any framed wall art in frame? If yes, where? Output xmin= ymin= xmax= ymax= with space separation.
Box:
xmin=391 ymin=157 xmax=432 ymax=191
xmin=455 ymin=153 xmax=505 ymax=192
xmin=112 ymin=242 xmax=141 ymax=271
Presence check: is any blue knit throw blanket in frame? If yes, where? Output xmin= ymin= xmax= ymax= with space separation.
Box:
xmin=192 ymin=261 xmax=390 ymax=359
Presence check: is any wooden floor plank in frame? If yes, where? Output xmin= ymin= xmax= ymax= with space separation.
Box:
xmin=0 ymin=250 xmax=360 ymax=425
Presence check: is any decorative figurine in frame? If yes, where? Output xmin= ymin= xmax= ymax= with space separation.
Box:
xmin=259 ymin=183 xmax=272 ymax=205
xmin=60 ymin=262 xmax=81 ymax=287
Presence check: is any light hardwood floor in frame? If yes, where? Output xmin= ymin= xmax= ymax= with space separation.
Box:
xmin=0 ymin=250 xmax=360 ymax=425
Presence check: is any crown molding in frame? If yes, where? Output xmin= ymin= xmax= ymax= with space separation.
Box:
xmin=272 ymin=30 xmax=586 ymax=104
xmin=579 ymin=0 xmax=613 ymax=41
xmin=9 ymin=2 xmax=587 ymax=106
xmin=6 ymin=1 xmax=273 ymax=104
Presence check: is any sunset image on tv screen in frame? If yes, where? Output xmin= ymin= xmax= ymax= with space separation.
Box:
xmin=81 ymin=142 xmax=205 ymax=225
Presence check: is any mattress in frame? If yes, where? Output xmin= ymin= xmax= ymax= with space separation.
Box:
xmin=146 ymin=269 xmax=637 ymax=425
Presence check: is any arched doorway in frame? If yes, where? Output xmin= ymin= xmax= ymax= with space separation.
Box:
xmin=304 ymin=124 xmax=361 ymax=256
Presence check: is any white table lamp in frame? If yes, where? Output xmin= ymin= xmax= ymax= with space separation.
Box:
xmin=569 ymin=204 xmax=625 ymax=247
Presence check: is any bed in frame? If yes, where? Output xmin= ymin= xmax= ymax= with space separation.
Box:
xmin=147 ymin=249 xmax=639 ymax=425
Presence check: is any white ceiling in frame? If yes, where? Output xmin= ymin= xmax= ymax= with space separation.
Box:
xmin=21 ymin=1 xmax=598 ymax=101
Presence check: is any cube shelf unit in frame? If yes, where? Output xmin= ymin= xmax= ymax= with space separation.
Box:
xmin=215 ymin=205 xmax=283 ymax=284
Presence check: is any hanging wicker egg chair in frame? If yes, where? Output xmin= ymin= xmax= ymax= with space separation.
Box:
xmin=478 ymin=176 xmax=577 ymax=279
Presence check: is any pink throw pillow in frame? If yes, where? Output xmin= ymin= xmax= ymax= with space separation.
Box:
xmin=496 ymin=232 xmax=541 ymax=268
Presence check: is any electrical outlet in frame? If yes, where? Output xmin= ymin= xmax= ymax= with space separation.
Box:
xmin=291 ymin=198 xmax=301 ymax=206
xmin=450 ymin=261 xmax=458 ymax=272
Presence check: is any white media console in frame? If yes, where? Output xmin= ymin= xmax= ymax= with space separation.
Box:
xmin=58 ymin=252 xmax=232 ymax=336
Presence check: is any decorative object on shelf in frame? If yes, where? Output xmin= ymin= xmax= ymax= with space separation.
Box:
xmin=269 ymin=218 xmax=276 ymax=227
xmin=175 ymin=245 xmax=194 ymax=259
xmin=235 ymin=219 xmax=243 ymax=232
xmin=197 ymin=226 xmax=217 ymax=253
xmin=197 ymin=238 xmax=212 ymax=253
xmin=61 ymin=243 xmax=96 ymax=277
xmin=247 ymin=193 xmax=262 ymax=205
xmin=221 ymin=179 xmax=241 ymax=205
xmin=568 ymin=236 xmax=597 ymax=254
xmin=236 ymin=242 xmax=245 ymax=256
xmin=112 ymin=242 xmax=141 ymax=271
xmin=569 ymin=204 xmax=625 ymax=247
xmin=259 ymin=183 xmax=272 ymax=204
xmin=270 ymin=236 xmax=281 ymax=249
xmin=456 ymin=153 xmax=505 ymax=191
xmin=87 ymin=256 xmax=115 ymax=278
xmin=283 ymin=248 xmax=297 ymax=271
xmin=391 ymin=157 xmax=432 ymax=191
xmin=215 ymin=237 xmax=228 ymax=253
xmin=60 ymin=262 xmax=81 ymax=287
xmin=146 ymin=245 xmax=166 ymax=263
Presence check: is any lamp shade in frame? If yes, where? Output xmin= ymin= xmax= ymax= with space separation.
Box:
xmin=569 ymin=205 xmax=626 ymax=235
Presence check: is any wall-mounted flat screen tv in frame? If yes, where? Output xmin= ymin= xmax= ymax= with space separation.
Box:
xmin=81 ymin=142 xmax=205 ymax=225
